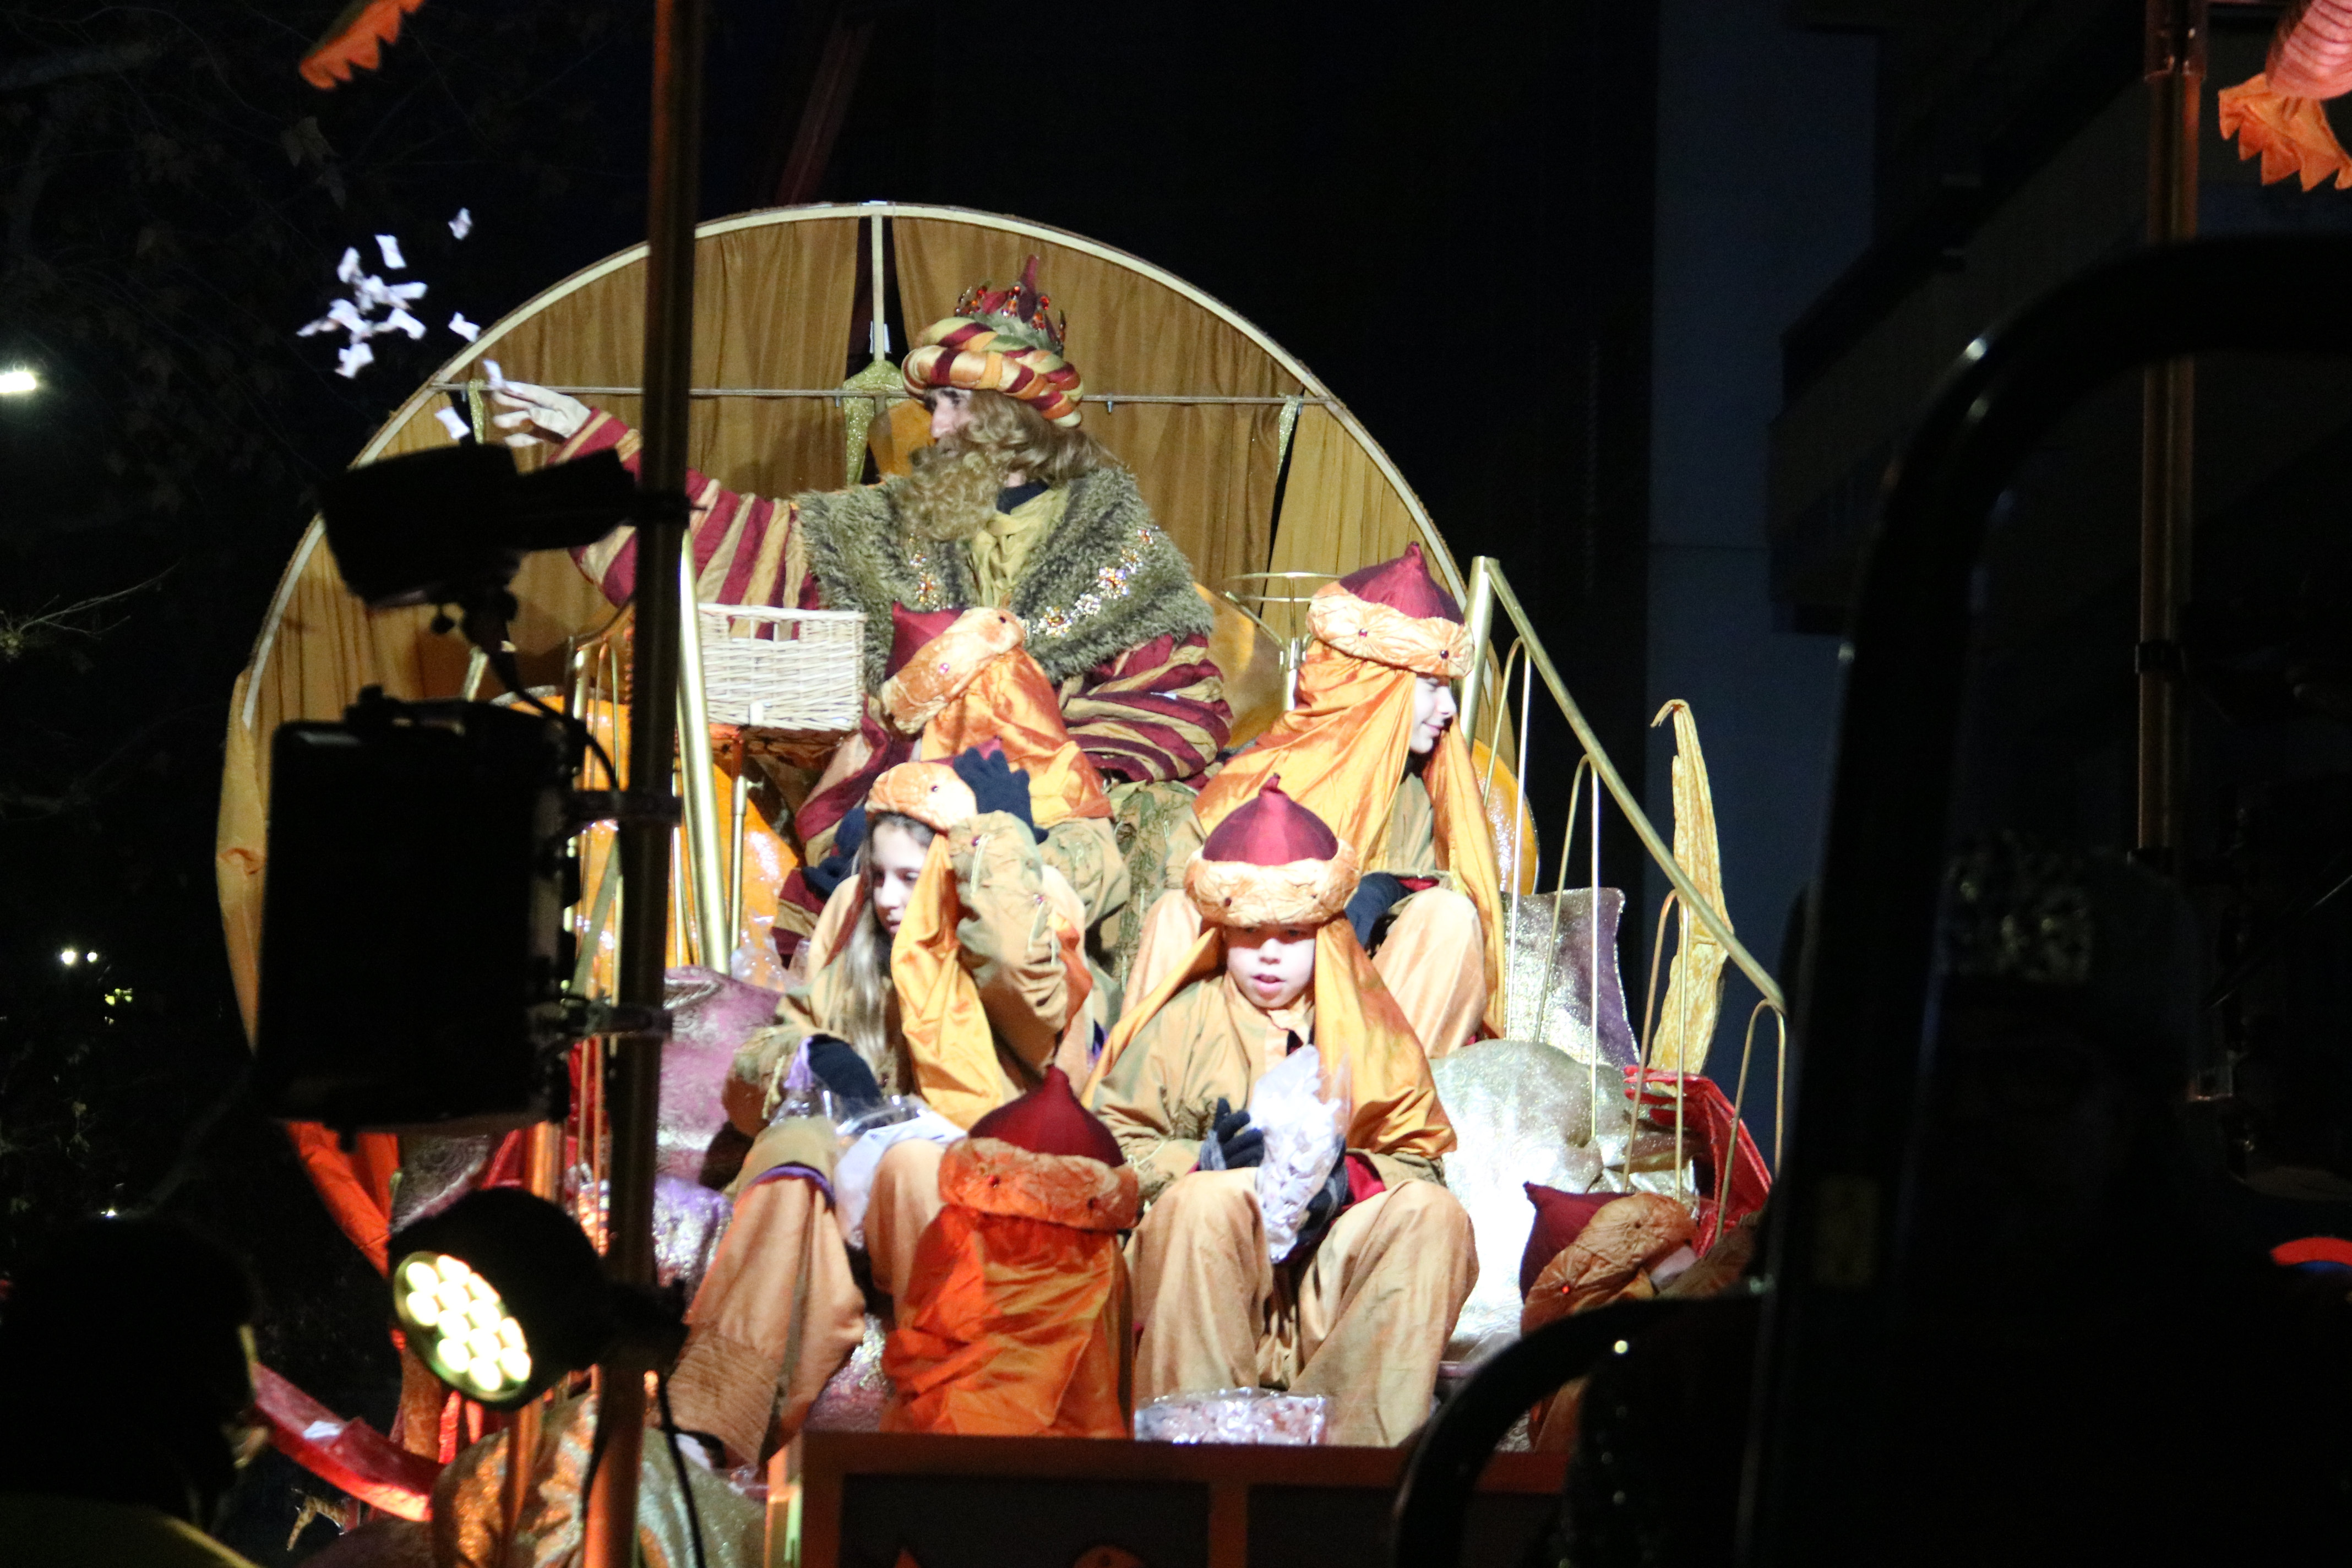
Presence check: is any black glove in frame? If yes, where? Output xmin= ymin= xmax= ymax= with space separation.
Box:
xmin=803 ymin=802 xmax=866 ymax=901
xmin=1287 ymin=1156 xmax=1355 ymax=1260
xmin=951 ymin=746 xmax=1043 ymax=842
xmin=1195 ymin=1097 xmax=1264 ymax=1171
xmin=1344 ymin=870 xmax=1410 ymax=950
xmin=803 ymin=1033 xmax=881 ymax=1104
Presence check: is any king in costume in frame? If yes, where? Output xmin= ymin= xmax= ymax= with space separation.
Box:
xmin=492 ymin=258 xmax=1228 ymax=941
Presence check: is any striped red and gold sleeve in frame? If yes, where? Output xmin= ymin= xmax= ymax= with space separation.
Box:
xmin=558 ymin=410 xmax=815 ymax=611
xmin=1057 ymin=631 xmax=1230 ymax=786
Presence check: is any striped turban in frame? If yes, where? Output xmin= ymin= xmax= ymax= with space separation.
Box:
xmin=901 ymin=254 xmax=1085 ymax=428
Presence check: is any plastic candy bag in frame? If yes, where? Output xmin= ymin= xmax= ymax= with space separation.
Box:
xmin=1250 ymin=1046 xmax=1348 ymax=1264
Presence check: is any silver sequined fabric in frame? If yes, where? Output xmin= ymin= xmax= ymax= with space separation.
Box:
xmin=1432 ymin=1039 xmax=1630 ymax=1360
xmin=660 ymin=966 xmax=782 ymax=1182
xmin=803 ymin=1315 xmax=891 ymax=1433
xmin=432 ymin=1393 xmax=765 ymax=1568
xmin=1500 ymin=889 xmax=1637 ymax=1066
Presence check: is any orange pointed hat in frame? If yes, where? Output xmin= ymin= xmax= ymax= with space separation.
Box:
xmin=901 ymin=255 xmax=1085 ymax=427
xmin=1183 ymin=776 xmax=1361 ymax=928
xmin=1306 ymin=541 xmax=1472 ymax=679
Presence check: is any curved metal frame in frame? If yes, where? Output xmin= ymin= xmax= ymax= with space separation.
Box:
xmin=1747 ymin=234 xmax=2352 ymax=1564
xmin=242 ymin=202 xmax=1473 ymax=723
xmin=1389 ymin=1299 xmax=1696 ymax=1568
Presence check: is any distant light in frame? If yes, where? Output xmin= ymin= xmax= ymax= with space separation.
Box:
xmin=0 ymin=368 xmax=38 ymax=396
xmin=58 ymin=949 xmax=78 ymax=967
xmin=84 ymin=951 xmax=97 ymax=963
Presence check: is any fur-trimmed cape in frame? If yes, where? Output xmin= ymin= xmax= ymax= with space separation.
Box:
xmin=796 ymin=466 xmax=1212 ymax=689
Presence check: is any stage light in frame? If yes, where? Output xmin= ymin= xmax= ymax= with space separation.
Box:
xmin=0 ymin=368 xmax=37 ymax=396
xmin=254 ymin=691 xmax=582 ymax=1134
xmin=388 ymin=1189 xmax=619 ymax=1411
xmin=315 ymin=442 xmax=636 ymax=612
xmin=58 ymin=949 xmax=77 ymax=967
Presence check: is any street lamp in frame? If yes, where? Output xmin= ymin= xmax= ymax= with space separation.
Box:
xmin=0 ymin=368 xmax=39 ymax=396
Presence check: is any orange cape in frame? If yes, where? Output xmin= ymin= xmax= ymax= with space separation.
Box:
xmin=1189 ymin=642 xmax=1507 ymax=1036
xmin=1084 ymin=919 xmax=1456 ymax=1165
xmin=883 ymin=824 xmax=1091 ymax=1129
xmin=883 ymin=609 xmax=1112 ymax=829
xmin=881 ymin=1136 xmax=1137 ymax=1438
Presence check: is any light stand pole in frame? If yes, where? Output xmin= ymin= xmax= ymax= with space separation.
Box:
xmin=2137 ymin=0 xmax=2204 ymax=870
xmin=582 ymin=0 xmax=705 ymax=1558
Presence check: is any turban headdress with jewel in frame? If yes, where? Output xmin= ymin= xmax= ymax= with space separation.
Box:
xmin=1085 ymin=778 xmax=1452 ymax=1161
xmin=902 ymin=255 xmax=1085 ymax=428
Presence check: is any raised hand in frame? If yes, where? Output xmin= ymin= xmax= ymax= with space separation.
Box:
xmin=951 ymin=745 xmax=1042 ymax=841
xmin=484 ymin=362 xmax=591 ymax=447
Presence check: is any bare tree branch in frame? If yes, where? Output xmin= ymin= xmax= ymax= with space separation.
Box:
xmin=0 ymin=41 xmax=160 ymax=94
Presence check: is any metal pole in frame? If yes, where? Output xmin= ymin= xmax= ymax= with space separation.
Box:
xmin=1457 ymin=557 xmax=1496 ymax=744
xmin=2137 ymin=0 xmax=2203 ymax=870
xmin=677 ymin=556 xmax=728 ymax=963
xmin=583 ymin=0 xmax=704 ymax=1555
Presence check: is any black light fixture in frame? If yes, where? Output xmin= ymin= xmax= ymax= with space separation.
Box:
xmin=388 ymin=1189 xmax=684 ymax=1411
xmin=254 ymin=691 xmax=584 ymax=1134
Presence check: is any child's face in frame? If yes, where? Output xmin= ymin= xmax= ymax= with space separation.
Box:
xmin=868 ymin=821 xmax=930 ymax=935
xmin=1223 ymin=923 xmax=1317 ymax=1012
xmin=1409 ymin=675 xmax=1457 ymax=755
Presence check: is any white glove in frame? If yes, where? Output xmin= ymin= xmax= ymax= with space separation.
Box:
xmin=484 ymin=361 xmax=590 ymax=448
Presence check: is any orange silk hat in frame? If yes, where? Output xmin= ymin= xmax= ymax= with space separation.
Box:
xmin=866 ymin=760 xmax=977 ymax=833
xmin=879 ymin=603 xmax=1112 ymax=827
xmin=1184 ymin=777 xmax=1361 ymax=928
xmin=901 ymin=255 xmax=1085 ymax=428
xmin=1306 ymin=541 xmax=1472 ymax=679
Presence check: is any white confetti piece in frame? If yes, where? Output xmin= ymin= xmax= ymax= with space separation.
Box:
xmin=434 ymin=407 xmax=472 ymax=440
xmin=296 ymin=313 xmax=336 ymax=337
xmin=375 ymin=233 xmax=406 ymax=270
xmin=335 ymin=341 xmax=374 ymax=378
xmin=386 ymin=279 xmax=426 ymax=303
xmin=336 ymin=246 xmax=362 ymax=284
xmin=483 ymin=358 xmax=505 ymax=388
xmin=301 ymin=1420 xmax=345 ymax=1443
xmin=448 ymin=208 xmax=473 ymax=239
xmin=384 ymin=306 xmax=427 ymax=340
xmin=448 ymin=312 xmax=480 ymax=342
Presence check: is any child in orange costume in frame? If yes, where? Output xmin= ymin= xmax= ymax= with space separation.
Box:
xmin=1130 ymin=544 xmax=1505 ymax=1059
xmin=1088 ymin=781 xmax=1477 ymax=1445
xmin=883 ymin=1065 xmax=1138 ymax=1438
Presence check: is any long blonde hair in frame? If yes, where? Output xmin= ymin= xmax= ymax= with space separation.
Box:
xmin=832 ymin=811 xmax=936 ymax=1082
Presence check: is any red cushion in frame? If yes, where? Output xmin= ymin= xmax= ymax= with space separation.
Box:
xmin=1335 ymin=542 xmax=1461 ymax=623
xmin=1199 ymin=777 xmax=1341 ymax=867
xmin=1520 ymin=1182 xmax=1614 ymax=1297
xmin=969 ymin=1066 xmax=1124 ymax=1166
xmin=885 ymin=603 xmax=966 ymax=679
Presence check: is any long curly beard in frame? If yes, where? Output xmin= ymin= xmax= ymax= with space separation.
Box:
xmin=899 ymin=444 xmax=1012 ymax=542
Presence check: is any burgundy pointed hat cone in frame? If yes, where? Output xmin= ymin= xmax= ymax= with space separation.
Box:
xmin=1335 ymin=541 xmax=1461 ymax=623
xmin=968 ymin=1065 xmax=1124 ymax=1167
xmin=1185 ymin=776 xmax=1360 ymax=928
xmin=884 ymin=602 xmax=967 ymax=680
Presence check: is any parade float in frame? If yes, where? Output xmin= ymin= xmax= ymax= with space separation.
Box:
xmin=216 ymin=204 xmax=1778 ymax=1565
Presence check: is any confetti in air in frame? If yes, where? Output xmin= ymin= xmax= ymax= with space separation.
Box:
xmin=434 ymin=407 xmax=471 ymax=441
xmin=300 ymin=232 xmax=482 ymax=374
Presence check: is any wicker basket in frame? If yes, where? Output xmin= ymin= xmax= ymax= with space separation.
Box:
xmin=697 ymin=605 xmax=865 ymax=732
